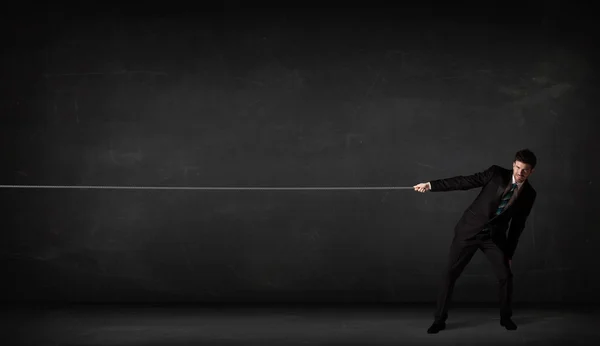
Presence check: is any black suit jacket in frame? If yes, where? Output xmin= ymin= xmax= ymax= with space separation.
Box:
xmin=430 ymin=165 xmax=537 ymax=259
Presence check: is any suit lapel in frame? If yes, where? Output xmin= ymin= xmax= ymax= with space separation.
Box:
xmin=505 ymin=178 xmax=530 ymax=211
xmin=491 ymin=168 xmax=530 ymax=220
xmin=495 ymin=169 xmax=511 ymax=201
xmin=496 ymin=169 xmax=521 ymax=216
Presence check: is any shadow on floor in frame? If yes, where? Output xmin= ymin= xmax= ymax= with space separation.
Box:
xmin=446 ymin=315 xmax=539 ymax=330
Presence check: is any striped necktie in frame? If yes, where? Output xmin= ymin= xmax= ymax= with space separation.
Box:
xmin=496 ymin=183 xmax=518 ymax=215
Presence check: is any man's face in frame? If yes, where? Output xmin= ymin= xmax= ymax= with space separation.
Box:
xmin=513 ymin=160 xmax=534 ymax=184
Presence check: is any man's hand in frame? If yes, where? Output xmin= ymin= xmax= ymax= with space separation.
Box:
xmin=508 ymin=259 xmax=512 ymax=268
xmin=414 ymin=182 xmax=431 ymax=193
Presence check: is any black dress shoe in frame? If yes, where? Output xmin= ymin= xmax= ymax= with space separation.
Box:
xmin=500 ymin=318 xmax=517 ymax=330
xmin=427 ymin=321 xmax=446 ymax=334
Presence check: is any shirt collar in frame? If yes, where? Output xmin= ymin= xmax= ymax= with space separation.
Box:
xmin=511 ymin=174 xmax=523 ymax=189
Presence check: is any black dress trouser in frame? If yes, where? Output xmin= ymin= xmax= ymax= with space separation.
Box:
xmin=434 ymin=231 xmax=513 ymax=322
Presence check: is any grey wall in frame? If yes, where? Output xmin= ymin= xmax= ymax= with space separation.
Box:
xmin=2 ymin=4 xmax=598 ymax=303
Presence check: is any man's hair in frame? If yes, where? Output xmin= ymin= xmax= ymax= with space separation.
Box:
xmin=514 ymin=149 xmax=537 ymax=169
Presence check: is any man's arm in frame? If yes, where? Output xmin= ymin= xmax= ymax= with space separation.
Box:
xmin=428 ymin=165 xmax=497 ymax=192
xmin=506 ymin=192 xmax=536 ymax=260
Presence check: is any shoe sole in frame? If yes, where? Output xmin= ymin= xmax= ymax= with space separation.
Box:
xmin=427 ymin=325 xmax=446 ymax=334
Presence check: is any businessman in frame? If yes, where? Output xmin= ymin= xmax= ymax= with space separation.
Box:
xmin=413 ymin=149 xmax=537 ymax=333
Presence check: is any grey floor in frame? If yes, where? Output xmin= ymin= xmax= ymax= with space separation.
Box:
xmin=2 ymin=304 xmax=598 ymax=346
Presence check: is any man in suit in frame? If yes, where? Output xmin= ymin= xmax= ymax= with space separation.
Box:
xmin=413 ymin=149 xmax=537 ymax=333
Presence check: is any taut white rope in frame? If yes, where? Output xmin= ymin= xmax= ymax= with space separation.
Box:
xmin=0 ymin=185 xmax=414 ymax=191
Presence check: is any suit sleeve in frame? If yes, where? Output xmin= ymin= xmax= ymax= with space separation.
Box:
xmin=506 ymin=192 xmax=536 ymax=259
xmin=429 ymin=165 xmax=496 ymax=192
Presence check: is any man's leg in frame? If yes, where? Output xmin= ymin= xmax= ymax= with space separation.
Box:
xmin=433 ymin=237 xmax=479 ymax=323
xmin=481 ymin=238 xmax=516 ymax=329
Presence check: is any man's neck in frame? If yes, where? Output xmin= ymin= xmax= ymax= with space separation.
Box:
xmin=512 ymin=175 xmax=525 ymax=185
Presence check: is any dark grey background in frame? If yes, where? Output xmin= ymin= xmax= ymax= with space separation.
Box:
xmin=1 ymin=2 xmax=598 ymax=304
